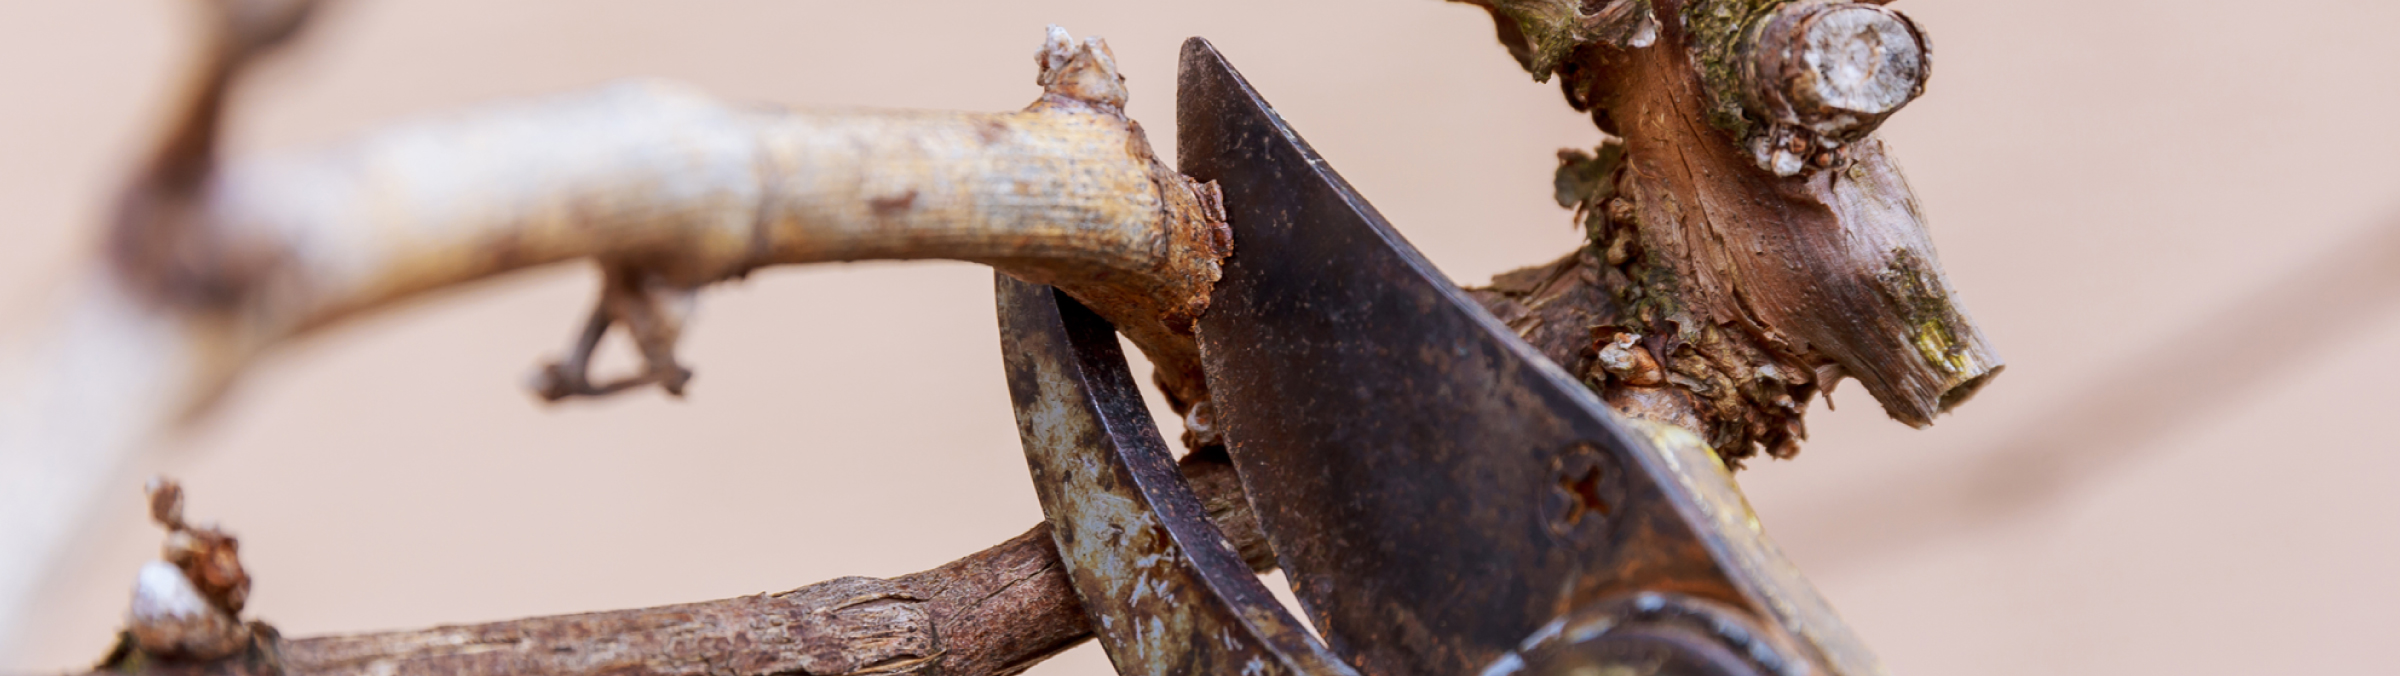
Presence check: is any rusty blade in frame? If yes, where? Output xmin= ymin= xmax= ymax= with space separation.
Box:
xmin=995 ymin=274 xmax=1356 ymax=676
xmin=1177 ymin=38 xmax=1884 ymax=676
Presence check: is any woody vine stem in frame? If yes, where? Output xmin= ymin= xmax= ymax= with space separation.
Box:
xmin=1 ymin=0 xmax=1997 ymax=674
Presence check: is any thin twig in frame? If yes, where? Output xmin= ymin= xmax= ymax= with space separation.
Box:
xmin=77 ymin=452 xmax=1264 ymax=676
xmin=1 ymin=5 xmax=1226 ymax=641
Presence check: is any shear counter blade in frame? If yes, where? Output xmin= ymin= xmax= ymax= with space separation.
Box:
xmin=996 ymin=275 xmax=1356 ymax=676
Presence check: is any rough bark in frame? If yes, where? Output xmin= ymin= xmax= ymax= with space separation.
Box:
xmin=0 ymin=3 xmax=1228 ymax=636
xmin=13 ymin=0 xmax=2015 ymax=667
xmin=76 ymin=453 xmax=1265 ymax=676
xmin=120 ymin=23 xmax=1226 ymax=413
xmin=1461 ymin=0 xmax=1999 ymax=462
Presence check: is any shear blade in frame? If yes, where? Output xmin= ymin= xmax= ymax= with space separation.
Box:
xmin=1176 ymin=37 xmax=1879 ymax=676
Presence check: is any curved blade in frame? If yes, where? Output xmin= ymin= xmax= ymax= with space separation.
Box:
xmin=995 ymin=274 xmax=1356 ymax=676
xmin=1176 ymin=38 xmax=1883 ymax=676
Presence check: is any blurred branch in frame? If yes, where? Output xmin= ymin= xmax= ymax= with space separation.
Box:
xmin=1779 ymin=213 xmax=2400 ymax=569
xmin=12 ymin=0 xmax=2017 ymax=668
xmin=1 ymin=0 xmax=1229 ymax=647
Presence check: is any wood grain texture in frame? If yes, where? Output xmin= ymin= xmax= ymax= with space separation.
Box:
xmin=124 ymin=26 xmax=1227 ymax=413
xmin=1460 ymin=0 xmax=1998 ymax=461
xmin=1 ymin=9 xmax=1228 ymax=631
xmin=78 ymin=453 xmax=1261 ymax=676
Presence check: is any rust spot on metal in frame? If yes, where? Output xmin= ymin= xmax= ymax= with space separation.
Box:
xmin=1182 ymin=38 xmax=1877 ymax=676
xmin=996 ymin=275 xmax=1353 ymax=676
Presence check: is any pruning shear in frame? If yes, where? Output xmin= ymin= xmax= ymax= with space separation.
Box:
xmin=996 ymin=39 xmax=1883 ymax=676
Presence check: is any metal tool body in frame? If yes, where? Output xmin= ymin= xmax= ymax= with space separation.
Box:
xmin=998 ymin=276 xmax=1354 ymax=676
xmin=1175 ymin=38 xmax=1883 ymax=676
xmin=998 ymin=38 xmax=1889 ymax=676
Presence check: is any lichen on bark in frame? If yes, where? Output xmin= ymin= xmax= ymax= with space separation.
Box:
xmin=1460 ymin=0 xmax=1998 ymax=462
xmin=1478 ymin=0 xmax=1660 ymax=79
xmin=1680 ymin=0 xmax=1786 ymax=136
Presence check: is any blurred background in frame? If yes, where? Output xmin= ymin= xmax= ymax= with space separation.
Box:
xmin=3 ymin=0 xmax=2397 ymax=673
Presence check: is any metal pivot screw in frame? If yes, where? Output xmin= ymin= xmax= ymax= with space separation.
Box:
xmin=1546 ymin=443 xmax=1624 ymax=538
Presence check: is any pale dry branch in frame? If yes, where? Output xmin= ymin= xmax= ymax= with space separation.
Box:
xmin=4 ymin=1 xmax=1230 ymax=644
xmin=9 ymin=0 xmax=2015 ymax=667
xmin=124 ymin=25 xmax=1227 ymax=411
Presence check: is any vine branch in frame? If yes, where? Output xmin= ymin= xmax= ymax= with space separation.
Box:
xmin=81 ymin=452 xmax=1267 ymax=676
xmin=1 ymin=1 xmax=1227 ymax=637
xmin=1463 ymin=0 xmax=1999 ymax=461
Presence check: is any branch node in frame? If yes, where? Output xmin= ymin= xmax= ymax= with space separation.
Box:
xmin=1035 ymin=25 xmax=1127 ymax=110
xmin=121 ymin=479 xmax=256 ymax=664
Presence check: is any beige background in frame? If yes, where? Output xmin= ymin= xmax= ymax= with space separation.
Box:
xmin=5 ymin=0 xmax=2399 ymax=673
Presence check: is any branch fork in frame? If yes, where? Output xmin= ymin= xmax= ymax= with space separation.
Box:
xmin=1464 ymin=0 xmax=1998 ymax=461
xmin=5 ymin=3 xmax=1233 ymax=646
xmin=106 ymin=6 xmax=1231 ymax=410
xmin=529 ymin=262 xmax=699 ymax=401
xmin=35 ymin=1 xmax=2010 ymax=672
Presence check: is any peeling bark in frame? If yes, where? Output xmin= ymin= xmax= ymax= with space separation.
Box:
xmin=1461 ymin=0 xmax=1998 ymax=461
xmin=14 ymin=0 xmax=2016 ymax=667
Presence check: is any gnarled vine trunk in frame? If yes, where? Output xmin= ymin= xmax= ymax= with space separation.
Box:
xmin=1464 ymin=0 xmax=1998 ymax=461
xmin=17 ymin=1 xmax=2002 ymax=674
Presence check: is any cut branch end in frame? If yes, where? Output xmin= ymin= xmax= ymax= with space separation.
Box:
xmin=1461 ymin=0 xmax=1997 ymax=460
xmin=1742 ymin=2 xmax=1929 ymax=175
